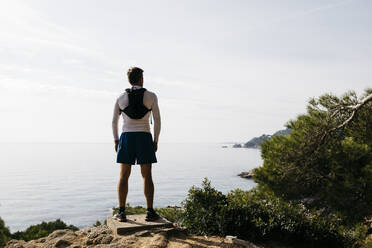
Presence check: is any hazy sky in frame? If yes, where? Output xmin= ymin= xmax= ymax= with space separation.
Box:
xmin=0 ymin=0 xmax=371 ymax=143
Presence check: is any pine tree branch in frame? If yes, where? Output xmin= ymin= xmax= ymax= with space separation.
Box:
xmin=329 ymin=92 xmax=372 ymax=132
xmin=308 ymin=92 xmax=372 ymax=170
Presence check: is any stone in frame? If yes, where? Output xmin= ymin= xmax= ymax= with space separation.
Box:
xmin=238 ymin=170 xmax=255 ymax=179
xmin=38 ymin=238 xmax=46 ymax=243
xmin=85 ymin=239 xmax=93 ymax=245
xmin=5 ymin=239 xmax=26 ymax=248
xmin=49 ymin=230 xmax=68 ymax=239
xmin=87 ymin=231 xmax=99 ymax=239
xmin=54 ymin=238 xmax=72 ymax=248
xmin=92 ymin=235 xmax=104 ymax=245
xmin=100 ymin=235 xmax=114 ymax=244
xmin=134 ymin=230 xmax=152 ymax=237
xmin=225 ymin=235 xmax=261 ymax=248
xmin=107 ymin=214 xmax=173 ymax=235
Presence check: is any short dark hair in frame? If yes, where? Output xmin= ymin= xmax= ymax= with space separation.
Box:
xmin=127 ymin=67 xmax=144 ymax=85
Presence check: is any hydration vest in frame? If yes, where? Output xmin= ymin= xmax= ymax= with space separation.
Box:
xmin=120 ymin=87 xmax=151 ymax=119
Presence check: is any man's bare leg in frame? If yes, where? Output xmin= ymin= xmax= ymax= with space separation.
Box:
xmin=118 ymin=164 xmax=131 ymax=207
xmin=140 ymin=164 xmax=154 ymax=208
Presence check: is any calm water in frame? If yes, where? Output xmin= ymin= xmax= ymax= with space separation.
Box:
xmin=0 ymin=142 xmax=261 ymax=232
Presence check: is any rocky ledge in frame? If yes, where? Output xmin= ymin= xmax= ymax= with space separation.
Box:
xmin=5 ymin=224 xmax=258 ymax=248
xmin=238 ymin=169 xmax=255 ymax=179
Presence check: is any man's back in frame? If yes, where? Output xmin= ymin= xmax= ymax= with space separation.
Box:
xmin=112 ymin=87 xmax=161 ymax=143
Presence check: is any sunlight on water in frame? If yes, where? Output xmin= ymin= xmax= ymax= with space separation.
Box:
xmin=0 ymin=142 xmax=261 ymax=232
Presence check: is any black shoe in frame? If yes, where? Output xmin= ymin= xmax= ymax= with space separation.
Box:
xmin=113 ymin=210 xmax=127 ymax=222
xmin=145 ymin=209 xmax=160 ymax=221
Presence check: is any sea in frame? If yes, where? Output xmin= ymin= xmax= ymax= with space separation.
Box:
xmin=0 ymin=142 xmax=261 ymax=232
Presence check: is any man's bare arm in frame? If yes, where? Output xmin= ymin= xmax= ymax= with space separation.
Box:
xmin=152 ymin=94 xmax=161 ymax=151
xmin=112 ymin=99 xmax=120 ymax=151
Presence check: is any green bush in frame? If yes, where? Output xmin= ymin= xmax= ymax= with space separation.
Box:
xmin=361 ymin=238 xmax=372 ymax=248
xmin=156 ymin=207 xmax=183 ymax=224
xmin=10 ymin=219 xmax=78 ymax=242
xmin=181 ymin=178 xmax=228 ymax=235
xmin=0 ymin=217 xmax=11 ymax=248
xmin=226 ymin=187 xmax=357 ymax=247
xmin=93 ymin=220 xmax=102 ymax=227
xmin=353 ymin=224 xmax=372 ymax=248
xmin=181 ymin=178 xmax=361 ymax=247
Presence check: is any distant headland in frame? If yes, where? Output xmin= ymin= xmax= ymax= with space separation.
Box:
xmin=229 ymin=128 xmax=291 ymax=149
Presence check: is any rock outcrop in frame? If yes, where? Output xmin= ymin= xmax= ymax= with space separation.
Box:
xmin=5 ymin=224 xmax=251 ymax=248
xmin=238 ymin=169 xmax=255 ymax=179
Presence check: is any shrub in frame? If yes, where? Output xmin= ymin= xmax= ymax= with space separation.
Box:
xmin=10 ymin=219 xmax=78 ymax=241
xmin=353 ymin=223 xmax=372 ymax=248
xmin=181 ymin=178 xmax=228 ymax=235
xmin=181 ymin=178 xmax=361 ymax=247
xmin=93 ymin=220 xmax=101 ymax=227
xmin=0 ymin=217 xmax=11 ymax=247
xmin=226 ymin=187 xmax=356 ymax=247
xmin=156 ymin=207 xmax=183 ymax=224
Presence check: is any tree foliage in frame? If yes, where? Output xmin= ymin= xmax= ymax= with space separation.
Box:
xmin=0 ymin=217 xmax=11 ymax=248
xmin=10 ymin=219 xmax=78 ymax=242
xmin=254 ymin=89 xmax=372 ymax=223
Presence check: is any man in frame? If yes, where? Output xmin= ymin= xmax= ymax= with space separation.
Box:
xmin=112 ymin=67 xmax=161 ymax=222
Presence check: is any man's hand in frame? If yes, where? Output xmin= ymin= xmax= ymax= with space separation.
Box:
xmin=154 ymin=141 xmax=158 ymax=152
xmin=115 ymin=140 xmax=119 ymax=152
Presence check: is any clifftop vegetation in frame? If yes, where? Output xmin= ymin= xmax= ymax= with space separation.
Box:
xmin=255 ymin=89 xmax=372 ymax=223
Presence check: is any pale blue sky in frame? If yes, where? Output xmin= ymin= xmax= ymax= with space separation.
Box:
xmin=0 ymin=0 xmax=371 ymax=143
